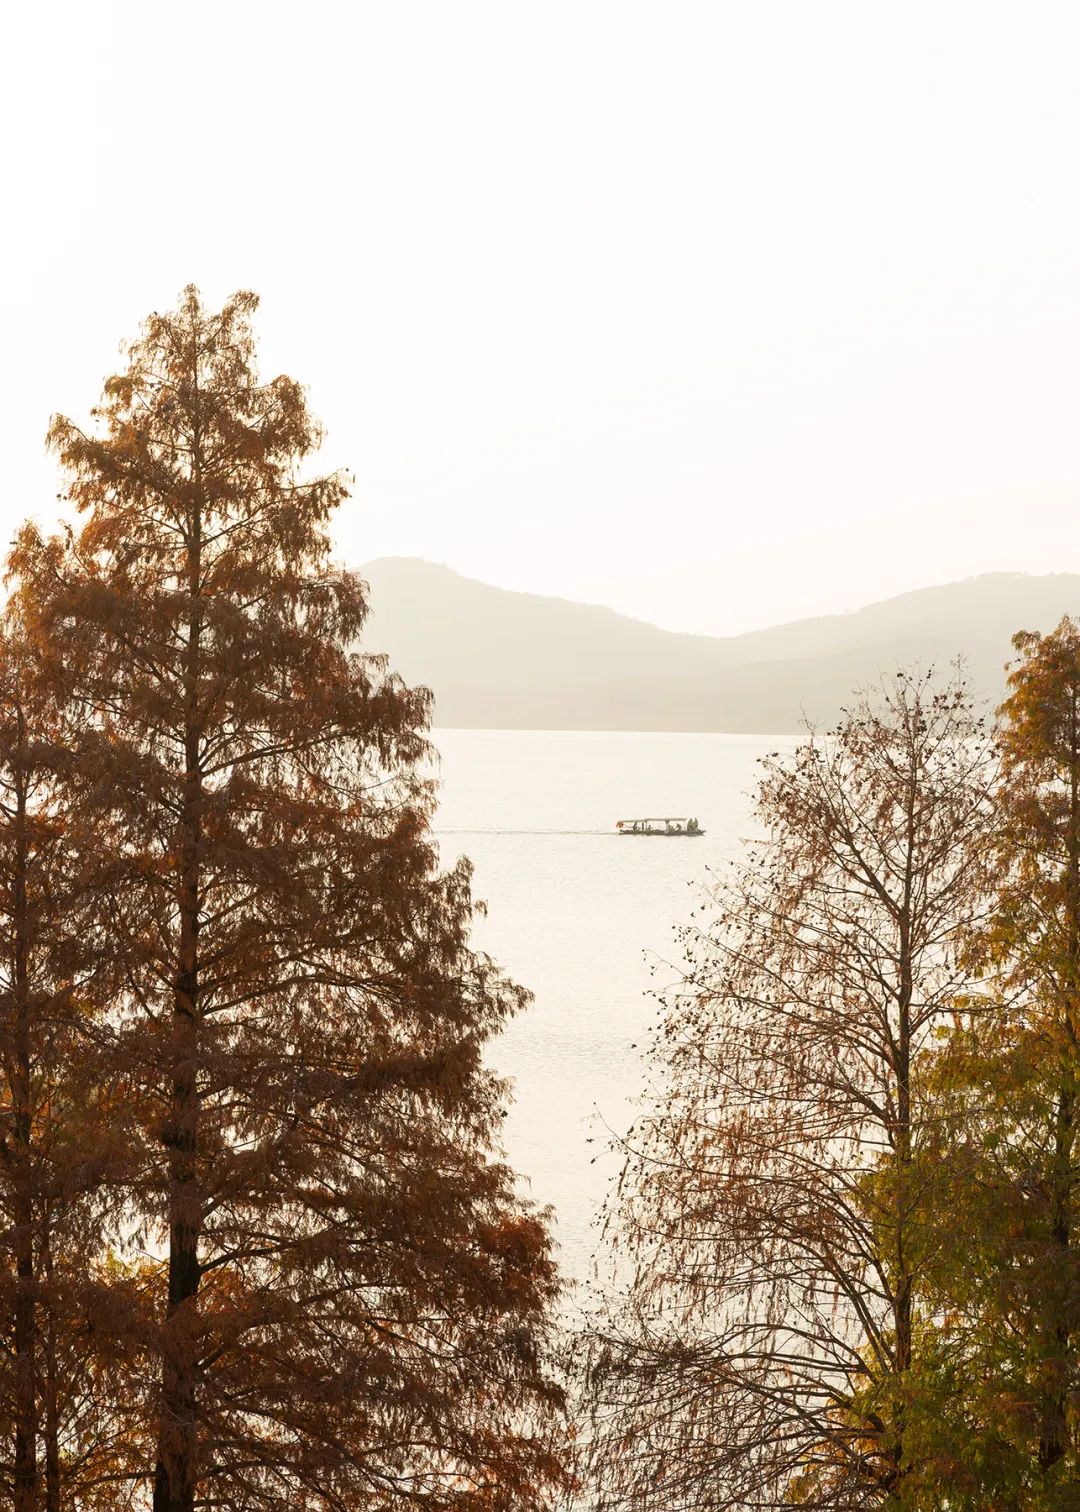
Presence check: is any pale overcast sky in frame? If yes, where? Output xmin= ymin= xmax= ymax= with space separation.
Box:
xmin=2 ymin=2 xmax=1078 ymax=635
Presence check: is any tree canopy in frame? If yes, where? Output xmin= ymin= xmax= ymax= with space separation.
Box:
xmin=0 ymin=288 xmax=568 ymax=1512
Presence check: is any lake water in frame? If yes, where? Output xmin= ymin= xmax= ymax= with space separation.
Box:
xmin=432 ymin=729 xmax=792 ymax=1286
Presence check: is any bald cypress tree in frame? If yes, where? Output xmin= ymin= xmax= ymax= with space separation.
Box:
xmin=13 ymin=288 xmax=565 ymax=1512
xmin=0 ymin=615 xmax=70 ymax=1512
xmin=912 ymin=620 xmax=1080 ymax=1502
xmin=0 ymin=606 xmax=127 ymax=1511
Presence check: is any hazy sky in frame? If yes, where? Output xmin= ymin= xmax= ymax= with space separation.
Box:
xmin=3 ymin=2 xmax=1078 ymax=635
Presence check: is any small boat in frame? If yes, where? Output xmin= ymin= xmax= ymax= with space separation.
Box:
xmin=616 ymin=816 xmax=704 ymax=837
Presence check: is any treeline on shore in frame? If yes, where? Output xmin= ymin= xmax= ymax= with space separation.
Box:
xmin=2 ymin=285 xmax=1079 ymax=1512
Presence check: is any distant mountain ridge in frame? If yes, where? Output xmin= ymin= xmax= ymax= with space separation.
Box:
xmin=359 ymin=557 xmax=1080 ymax=733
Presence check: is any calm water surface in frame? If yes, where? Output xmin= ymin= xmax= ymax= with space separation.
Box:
xmin=432 ymin=729 xmax=793 ymax=1283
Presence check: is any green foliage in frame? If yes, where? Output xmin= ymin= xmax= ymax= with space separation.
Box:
xmin=897 ymin=620 xmax=1080 ymax=1504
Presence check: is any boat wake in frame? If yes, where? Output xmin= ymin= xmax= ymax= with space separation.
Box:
xmin=434 ymin=827 xmax=616 ymax=837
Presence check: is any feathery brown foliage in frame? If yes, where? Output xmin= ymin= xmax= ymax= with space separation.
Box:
xmin=584 ymin=673 xmax=996 ymax=1510
xmin=8 ymin=288 xmax=566 ymax=1512
xmin=0 ymin=608 xmax=130 ymax=1511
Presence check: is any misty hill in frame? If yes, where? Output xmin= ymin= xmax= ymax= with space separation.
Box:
xmin=359 ymin=557 xmax=1080 ymax=733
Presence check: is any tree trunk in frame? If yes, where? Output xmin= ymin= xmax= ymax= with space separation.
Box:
xmin=1041 ymin=694 xmax=1080 ymax=1472
xmin=153 ymin=494 xmax=204 ymax=1512
xmin=1040 ymin=1079 xmax=1074 ymax=1471
xmin=152 ymin=959 xmax=200 ymax=1512
xmin=888 ymin=894 xmax=914 ymax=1493
xmin=885 ymin=757 xmax=918 ymax=1493
xmin=41 ymin=1214 xmax=59 ymax=1512
xmin=12 ymin=731 xmax=39 ymax=1512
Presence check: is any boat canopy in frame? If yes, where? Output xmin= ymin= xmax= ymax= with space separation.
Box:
xmin=616 ymin=816 xmax=703 ymax=835
xmin=618 ymin=817 xmax=694 ymax=825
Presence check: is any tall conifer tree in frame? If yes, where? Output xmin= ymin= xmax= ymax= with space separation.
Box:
xmin=916 ymin=619 xmax=1080 ymax=1504
xmin=0 ymin=607 xmax=124 ymax=1511
xmin=995 ymin=620 xmax=1080 ymax=1477
xmin=0 ymin=615 xmax=63 ymax=1512
xmin=13 ymin=289 xmax=564 ymax=1512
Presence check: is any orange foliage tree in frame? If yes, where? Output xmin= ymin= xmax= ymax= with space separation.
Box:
xmin=583 ymin=675 xmax=997 ymax=1510
xmin=11 ymin=288 xmax=567 ymax=1512
xmin=0 ymin=608 xmax=134 ymax=1511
